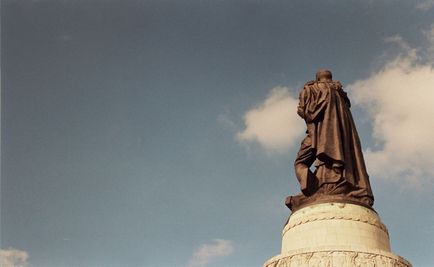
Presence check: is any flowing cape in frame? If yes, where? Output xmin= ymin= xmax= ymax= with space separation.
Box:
xmin=298 ymin=81 xmax=373 ymax=198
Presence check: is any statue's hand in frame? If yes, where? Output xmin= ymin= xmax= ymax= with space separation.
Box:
xmin=297 ymin=107 xmax=305 ymax=118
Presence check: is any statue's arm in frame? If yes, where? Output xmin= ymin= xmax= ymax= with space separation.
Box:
xmin=297 ymin=99 xmax=304 ymax=119
xmin=297 ymin=86 xmax=309 ymax=119
xmin=298 ymin=83 xmax=328 ymax=123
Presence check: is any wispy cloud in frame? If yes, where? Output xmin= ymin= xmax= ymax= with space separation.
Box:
xmin=348 ymin=27 xmax=434 ymax=185
xmin=384 ymin=35 xmax=415 ymax=54
xmin=0 ymin=248 xmax=29 ymax=267
xmin=423 ymin=24 xmax=434 ymax=56
xmin=416 ymin=0 xmax=434 ymax=11
xmin=187 ymin=239 xmax=234 ymax=267
xmin=217 ymin=111 xmax=237 ymax=132
xmin=237 ymin=87 xmax=304 ymax=154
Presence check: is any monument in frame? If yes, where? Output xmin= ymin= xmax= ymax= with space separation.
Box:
xmin=264 ymin=70 xmax=411 ymax=266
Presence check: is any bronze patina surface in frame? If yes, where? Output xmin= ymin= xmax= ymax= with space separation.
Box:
xmin=286 ymin=70 xmax=374 ymax=211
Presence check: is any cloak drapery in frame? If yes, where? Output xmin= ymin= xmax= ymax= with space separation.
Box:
xmin=294 ymin=80 xmax=373 ymax=204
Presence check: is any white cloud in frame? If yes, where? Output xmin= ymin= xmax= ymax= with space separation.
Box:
xmin=348 ymin=31 xmax=434 ymax=184
xmin=0 ymin=248 xmax=29 ymax=267
xmin=187 ymin=239 xmax=234 ymax=267
xmin=237 ymin=87 xmax=305 ymax=154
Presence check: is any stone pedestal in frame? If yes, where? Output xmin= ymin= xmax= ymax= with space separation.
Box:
xmin=264 ymin=202 xmax=411 ymax=267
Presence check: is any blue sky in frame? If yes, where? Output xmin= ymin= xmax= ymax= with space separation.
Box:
xmin=2 ymin=1 xmax=434 ymax=266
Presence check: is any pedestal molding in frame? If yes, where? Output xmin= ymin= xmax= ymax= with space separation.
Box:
xmin=282 ymin=210 xmax=388 ymax=236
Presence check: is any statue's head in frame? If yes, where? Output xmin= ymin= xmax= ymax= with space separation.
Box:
xmin=316 ymin=69 xmax=333 ymax=82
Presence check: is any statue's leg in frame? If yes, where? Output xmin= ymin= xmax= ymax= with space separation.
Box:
xmin=294 ymin=136 xmax=317 ymax=196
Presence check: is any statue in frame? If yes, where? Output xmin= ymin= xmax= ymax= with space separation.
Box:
xmin=286 ymin=69 xmax=374 ymax=211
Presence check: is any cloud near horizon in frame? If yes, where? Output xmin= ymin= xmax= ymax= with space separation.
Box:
xmin=236 ymin=87 xmax=305 ymax=154
xmin=0 ymin=248 xmax=29 ymax=267
xmin=187 ymin=239 xmax=234 ymax=267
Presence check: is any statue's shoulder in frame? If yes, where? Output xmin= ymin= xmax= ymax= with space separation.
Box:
xmin=332 ymin=80 xmax=343 ymax=88
xmin=299 ymin=81 xmax=315 ymax=97
xmin=304 ymin=80 xmax=316 ymax=87
xmin=302 ymin=80 xmax=343 ymax=89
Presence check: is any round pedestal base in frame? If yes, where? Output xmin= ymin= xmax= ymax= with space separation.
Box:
xmin=264 ymin=202 xmax=411 ymax=267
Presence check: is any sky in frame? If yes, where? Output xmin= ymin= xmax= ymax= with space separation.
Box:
xmin=1 ymin=0 xmax=434 ymax=266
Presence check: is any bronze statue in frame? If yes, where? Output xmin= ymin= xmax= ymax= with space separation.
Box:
xmin=286 ymin=69 xmax=374 ymax=211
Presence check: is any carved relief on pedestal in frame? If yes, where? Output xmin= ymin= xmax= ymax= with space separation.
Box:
xmin=264 ymin=250 xmax=411 ymax=267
